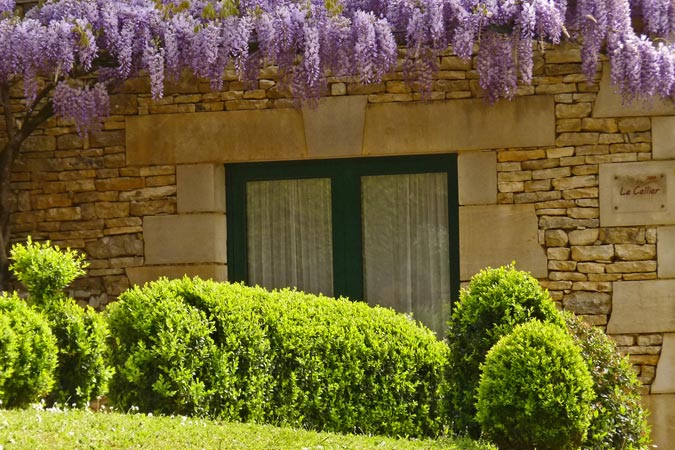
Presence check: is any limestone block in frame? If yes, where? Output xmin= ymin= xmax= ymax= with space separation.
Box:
xmin=571 ymin=245 xmax=614 ymax=261
xmin=126 ymin=109 xmax=306 ymax=165
xmin=126 ymin=264 xmax=228 ymax=286
xmin=144 ymin=214 xmax=227 ymax=264
xmin=85 ymin=234 xmax=144 ymax=259
xmin=652 ymin=333 xmax=675 ymax=394
xmin=599 ymin=227 xmax=646 ymax=244
xmin=615 ymin=244 xmax=656 ymax=261
xmin=459 ymin=204 xmax=547 ymax=280
xmin=599 ymin=161 xmax=675 ymax=227
xmin=458 ymin=151 xmax=497 ymax=205
xmin=563 ymin=291 xmax=611 ymax=314
xmin=302 ymin=96 xmax=367 ymax=159
xmin=643 ymin=394 xmax=675 ymax=450
xmin=568 ymin=229 xmax=599 ymax=246
xmin=545 ymin=229 xmax=568 ymax=247
xmin=594 ymin=63 xmax=675 ymax=117
xmin=363 ymin=95 xmax=555 ymax=155
xmin=651 ymin=117 xmax=675 ymax=160
xmin=607 ymin=280 xmax=675 ymax=334
xmin=659 ymin=227 xmax=675 ymax=278
xmin=177 ymin=164 xmax=226 ymax=213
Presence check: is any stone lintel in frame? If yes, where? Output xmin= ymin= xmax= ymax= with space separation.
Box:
xmin=363 ymin=95 xmax=555 ymax=155
xmin=302 ymin=96 xmax=367 ymax=159
xmin=458 ymin=151 xmax=497 ymax=205
xmin=177 ymin=164 xmax=226 ymax=213
xmin=652 ymin=333 xmax=675 ymax=394
xmin=126 ymin=264 xmax=228 ymax=287
xmin=126 ymin=109 xmax=306 ymax=165
xmin=459 ymin=204 xmax=547 ymax=281
xmin=608 ymin=280 xmax=675 ymax=334
xmin=127 ymin=96 xmax=556 ymax=167
xmin=594 ymin=63 xmax=675 ymax=118
xmin=144 ymin=214 xmax=227 ymax=265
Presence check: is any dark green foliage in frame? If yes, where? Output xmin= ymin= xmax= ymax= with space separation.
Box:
xmin=563 ymin=312 xmax=651 ymax=450
xmin=476 ymin=321 xmax=595 ymax=450
xmin=43 ymin=298 xmax=113 ymax=407
xmin=0 ymin=292 xmax=57 ymax=407
xmin=106 ymin=278 xmax=449 ymax=437
xmin=446 ymin=264 xmax=564 ymax=436
xmin=9 ymin=237 xmax=88 ymax=305
xmin=9 ymin=238 xmax=112 ymax=407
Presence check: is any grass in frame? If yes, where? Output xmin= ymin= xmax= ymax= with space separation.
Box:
xmin=0 ymin=406 xmax=495 ymax=450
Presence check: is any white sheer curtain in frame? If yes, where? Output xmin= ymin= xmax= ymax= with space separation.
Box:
xmin=362 ymin=173 xmax=450 ymax=336
xmin=246 ymin=178 xmax=334 ymax=296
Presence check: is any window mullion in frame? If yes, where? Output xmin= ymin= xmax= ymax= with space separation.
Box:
xmin=331 ymin=171 xmax=364 ymax=301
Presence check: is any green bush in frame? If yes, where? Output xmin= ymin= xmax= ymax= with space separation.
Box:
xmin=446 ymin=264 xmax=564 ymax=436
xmin=563 ymin=312 xmax=651 ymax=450
xmin=9 ymin=237 xmax=88 ymax=305
xmin=0 ymin=292 xmax=58 ymax=407
xmin=9 ymin=238 xmax=112 ymax=407
xmin=43 ymin=298 xmax=113 ymax=407
xmin=476 ymin=321 xmax=595 ymax=450
xmin=106 ymin=278 xmax=449 ymax=437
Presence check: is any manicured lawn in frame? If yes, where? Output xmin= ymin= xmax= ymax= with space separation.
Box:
xmin=0 ymin=407 xmax=494 ymax=450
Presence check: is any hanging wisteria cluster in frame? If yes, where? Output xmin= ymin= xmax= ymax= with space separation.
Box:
xmin=1 ymin=0 xmax=675 ymax=132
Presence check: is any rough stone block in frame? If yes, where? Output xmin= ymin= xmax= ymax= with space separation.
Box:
xmin=177 ymin=164 xmax=226 ymax=213
xmin=572 ymin=245 xmax=614 ymax=261
xmin=568 ymin=229 xmax=599 ymax=245
xmin=563 ymin=291 xmax=611 ymax=314
xmin=144 ymin=214 xmax=227 ymax=264
xmin=615 ymin=244 xmax=656 ymax=261
xmin=85 ymin=234 xmax=144 ymax=259
xmin=545 ymin=229 xmax=568 ymax=247
xmin=458 ymin=151 xmax=497 ymax=205
xmin=459 ymin=204 xmax=547 ymax=280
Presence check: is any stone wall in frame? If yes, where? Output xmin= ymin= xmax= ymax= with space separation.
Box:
xmin=4 ymin=42 xmax=675 ymax=446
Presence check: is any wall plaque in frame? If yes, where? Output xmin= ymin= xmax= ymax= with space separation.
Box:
xmin=600 ymin=161 xmax=675 ymax=227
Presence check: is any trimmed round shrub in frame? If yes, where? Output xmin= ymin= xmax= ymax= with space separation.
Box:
xmin=563 ymin=312 xmax=651 ymax=450
xmin=107 ymin=277 xmax=449 ymax=437
xmin=446 ymin=264 xmax=564 ymax=436
xmin=43 ymin=298 xmax=113 ymax=407
xmin=9 ymin=237 xmax=87 ymax=305
xmin=476 ymin=321 xmax=595 ymax=450
xmin=9 ymin=238 xmax=112 ymax=407
xmin=0 ymin=292 xmax=58 ymax=407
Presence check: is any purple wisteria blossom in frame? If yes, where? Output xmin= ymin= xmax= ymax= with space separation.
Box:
xmin=1 ymin=0 xmax=675 ymax=132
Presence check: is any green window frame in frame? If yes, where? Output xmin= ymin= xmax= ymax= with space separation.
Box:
xmin=225 ymin=154 xmax=460 ymax=305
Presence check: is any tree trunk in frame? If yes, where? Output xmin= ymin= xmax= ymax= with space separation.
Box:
xmin=0 ymin=82 xmax=55 ymax=291
xmin=0 ymin=140 xmax=16 ymax=291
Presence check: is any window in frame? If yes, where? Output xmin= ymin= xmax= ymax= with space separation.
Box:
xmin=226 ymin=155 xmax=459 ymax=335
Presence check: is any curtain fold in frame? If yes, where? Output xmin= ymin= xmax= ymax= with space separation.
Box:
xmin=362 ymin=173 xmax=450 ymax=336
xmin=246 ymin=178 xmax=333 ymax=296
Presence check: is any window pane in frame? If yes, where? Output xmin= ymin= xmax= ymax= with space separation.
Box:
xmin=362 ymin=173 xmax=450 ymax=336
xmin=246 ymin=178 xmax=333 ymax=296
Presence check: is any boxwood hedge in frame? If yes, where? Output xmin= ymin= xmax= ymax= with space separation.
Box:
xmin=106 ymin=278 xmax=449 ymax=437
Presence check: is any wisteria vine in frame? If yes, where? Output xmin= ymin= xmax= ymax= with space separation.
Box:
xmin=1 ymin=0 xmax=675 ymax=133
